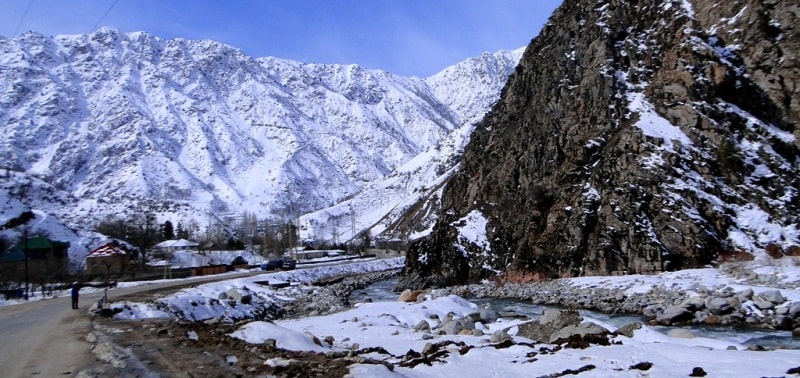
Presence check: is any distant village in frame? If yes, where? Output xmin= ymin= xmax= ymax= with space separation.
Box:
xmin=1 ymin=213 xmax=405 ymax=300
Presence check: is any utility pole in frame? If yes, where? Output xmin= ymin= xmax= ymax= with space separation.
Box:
xmin=24 ymin=228 xmax=29 ymax=300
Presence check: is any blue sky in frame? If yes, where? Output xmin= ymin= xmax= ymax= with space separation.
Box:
xmin=1 ymin=0 xmax=561 ymax=77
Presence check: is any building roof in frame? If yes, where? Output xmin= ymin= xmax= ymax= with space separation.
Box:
xmin=8 ymin=237 xmax=71 ymax=253
xmin=154 ymin=239 xmax=199 ymax=249
xmin=86 ymin=243 xmax=127 ymax=258
xmin=0 ymin=248 xmax=26 ymax=263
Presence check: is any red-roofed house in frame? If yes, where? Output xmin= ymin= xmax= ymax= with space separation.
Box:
xmin=85 ymin=243 xmax=129 ymax=277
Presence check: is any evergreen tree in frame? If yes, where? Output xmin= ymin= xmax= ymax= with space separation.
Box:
xmin=162 ymin=220 xmax=175 ymax=241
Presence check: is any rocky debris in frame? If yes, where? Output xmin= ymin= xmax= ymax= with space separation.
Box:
xmin=431 ymin=278 xmax=800 ymax=331
xmin=279 ymin=271 xmax=399 ymax=318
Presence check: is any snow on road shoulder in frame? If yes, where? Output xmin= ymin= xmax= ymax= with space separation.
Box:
xmin=109 ymin=257 xmax=405 ymax=322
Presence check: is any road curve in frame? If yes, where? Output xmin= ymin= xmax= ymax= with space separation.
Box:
xmin=0 ymin=270 xmax=264 ymax=377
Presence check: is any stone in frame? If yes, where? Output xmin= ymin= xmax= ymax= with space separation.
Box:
xmin=682 ymin=296 xmax=705 ymax=311
xmin=490 ymin=330 xmax=512 ymax=343
xmin=705 ymin=297 xmax=732 ymax=315
xmin=759 ymin=290 xmax=786 ymax=305
xmin=516 ymin=309 xmax=582 ymax=342
xmin=550 ymin=322 xmax=610 ymax=343
xmin=414 ymin=320 xmax=431 ymax=332
xmin=478 ymin=308 xmax=500 ymax=323
xmin=224 ymin=289 xmax=242 ymax=302
xmin=788 ymin=302 xmax=800 ymax=316
xmin=656 ymin=306 xmax=693 ymax=325
xmin=775 ymin=316 xmax=794 ymax=331
xmin=398 ymin=289 xmax=424 ymax=302
xmin=615 ymin=322 xmax=643 ymax=338
xmin=753 ymin=298 xmax=775 ymax=310
xmin=439 ymin=317 xmax=475 ymax=335
xmin=737 ymin=288 xmax=754 ymax=301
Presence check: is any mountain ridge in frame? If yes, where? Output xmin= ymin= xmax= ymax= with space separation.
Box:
xmin=0 ymin=28 xmax=523 ymax=261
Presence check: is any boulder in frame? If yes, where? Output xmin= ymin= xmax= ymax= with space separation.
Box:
xmin=657 ymin=306 xmax=693 ymax=325
xmin=758 ymin=290 xmax=786 ymax=305
xmin=615 ymin=322 xmax=643 ymax=338
xmin=788 ymin=302 xmax=800 ymax=317
xmin=414 ymin=320 xmax=431 ymax=332
xmin=550 ymin=322 xmax=610 ymax=343
xmin=516 ymin=309 xmax=582 ymax=342
xmin=682 ymin=297 xmax=706 ymax=311
xmin=398 ymin=289 xmax=425 ymax=302
xmin=706 ymin=297 xmax=732 ymax=315
xmin=490 ymin=330 xmax=512 ymax=343
xmin=737 ymin=288 xmax=754 ymax=301
xmin=438 ymin=317 xmax=475 ymax=335
xmin=753 ymin=298 xmax=775 ymax=310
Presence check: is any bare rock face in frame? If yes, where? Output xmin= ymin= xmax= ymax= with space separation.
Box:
xmin=399 ymin=0 xmax=799 ymax=289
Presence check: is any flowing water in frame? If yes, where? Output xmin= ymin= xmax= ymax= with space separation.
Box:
xmin=350 ymin=278 xmax=800 ymax=350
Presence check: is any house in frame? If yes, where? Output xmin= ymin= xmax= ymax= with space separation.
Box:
xmin=85 ymin=243 xmax=129 ymax=277
xmin=0 ymin=236 xmax=71 ymax=280
xmin=154 ymin=239 xmax=199 ymax=253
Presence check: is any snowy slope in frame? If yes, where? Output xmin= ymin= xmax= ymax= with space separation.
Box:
xmin=0 ymin=28 xmax=521 ymax=260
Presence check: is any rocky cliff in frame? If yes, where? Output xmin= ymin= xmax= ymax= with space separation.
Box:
xmin=399 ymin=0 xmax=799 ymax=289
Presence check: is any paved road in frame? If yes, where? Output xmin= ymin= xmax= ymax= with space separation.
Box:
xmin=0 ymin=270 xmax=264 ymax=377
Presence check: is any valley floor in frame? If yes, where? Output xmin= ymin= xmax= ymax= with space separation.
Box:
xmin=78 ymin=257 xmax=800 ymax=377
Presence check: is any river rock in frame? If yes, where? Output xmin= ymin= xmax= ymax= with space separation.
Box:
xmin=683 ymin=297 xmax=706 ymax=311
xmin=491 ymin=330 xmax=512 ymax=343
xmin=516 ymin=309 xmax=582 ymax=342
xmin=550 ymin=322 xmax=610 ymax=343
xmin=478 ymin=308 xmax=500 ymax=323
xmin=775 ymin=316 xmax=794 ymax=331
xmin=789 ymin=302 xmax=800 ymax=316
xmin=753 ymin=298 xmax=775 ymax=310
xmin=438 ymin=317 xmax=475 ymax=335
xmin=758 ymin=290 xmax=785 ymax=304
xmin=657 ymin=306 xmax=693 ymax=325
xmin=737 ymin=288 xmax=754 ymax=301
xmin=616 ymin=322 xmax=643 ymax=338
xmin=398 ymin=289 xmax=424 ymax=302
xmin=414 ymin=320 xmax=431 ymax=332
xmin=706 ymin=297 xmax=732 ymax=315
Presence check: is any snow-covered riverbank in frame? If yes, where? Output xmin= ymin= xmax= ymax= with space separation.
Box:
xmin=106 ymin=256 xmax=800 ymax=377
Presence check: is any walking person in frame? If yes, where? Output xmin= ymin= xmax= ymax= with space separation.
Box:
xmin=71 ymin=282 xmax=80 ymax=309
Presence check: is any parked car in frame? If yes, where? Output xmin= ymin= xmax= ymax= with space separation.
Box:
xmin=260 ymin=259 xmax=283 ymax=271
xmin=282 ymin=259 xmax=297 ymax=270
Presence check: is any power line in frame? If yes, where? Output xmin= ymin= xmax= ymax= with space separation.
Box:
xmin=89 ymin=0 xmax=121 ymax=33
xmin=12 ymin=0 xmax=34 ymax=38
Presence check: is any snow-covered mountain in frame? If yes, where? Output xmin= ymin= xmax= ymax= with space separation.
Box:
xmin=0 ymin=28 xmax=522 ymax=259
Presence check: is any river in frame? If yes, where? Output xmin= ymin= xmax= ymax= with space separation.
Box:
xmin=349 ymin=278 xmax=800 ymax=350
